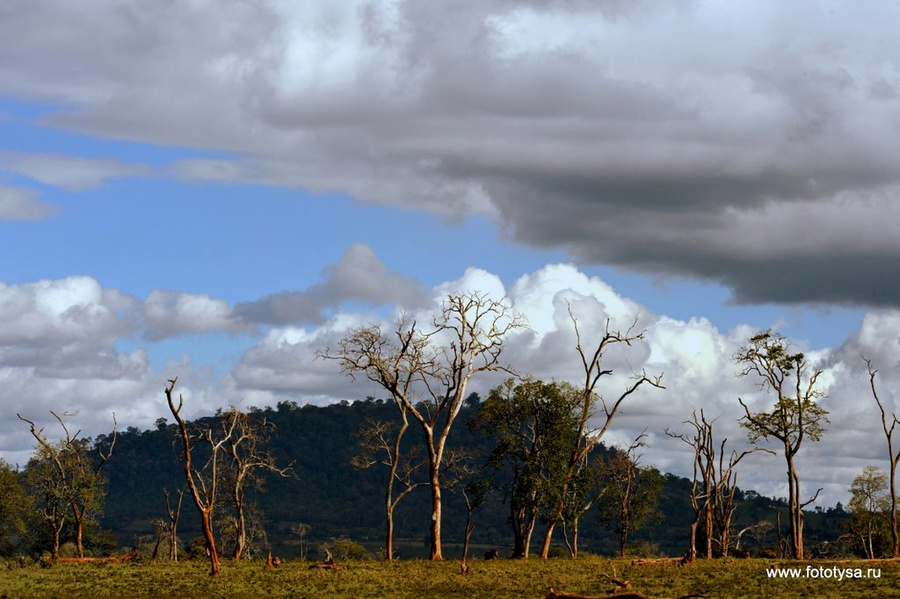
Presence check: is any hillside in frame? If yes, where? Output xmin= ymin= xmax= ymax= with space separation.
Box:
xmin=97 ymin=397 xmax=849 ymax=559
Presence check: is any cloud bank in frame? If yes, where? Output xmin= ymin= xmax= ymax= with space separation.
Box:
xmin=2 ymin=1 xmax=899 ymax=305
xmin=3 ymin=253 xmax=899 ymax=506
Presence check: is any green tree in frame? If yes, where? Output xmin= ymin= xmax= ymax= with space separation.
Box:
xmin=0 ymin=460 xmax=29 ymax=555
xmin=18 ymin=412 xmax=116 ymax=558
xmin=537 ymin=310 xmax=663 ymax=559
xmin=596 ymin=437 xmax=664 ymax=557
xmin=848 ymin=465 xmax=890 ymax=559
xmin=736 ymin=332 xmax=828 ymax=559
xmin=471 ymin=379 xmax=579 ymax=558
xmin=23 ymin=446 xmax=68 ymax=558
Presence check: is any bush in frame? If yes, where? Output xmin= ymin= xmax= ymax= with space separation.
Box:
xmin=320 ymin=538 xmax=372 ymax=561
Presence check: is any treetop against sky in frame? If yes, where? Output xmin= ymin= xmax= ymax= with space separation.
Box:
xmin=2 ymin=1 xmax=900 ymax=507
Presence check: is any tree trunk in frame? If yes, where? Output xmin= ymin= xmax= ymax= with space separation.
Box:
xmin=385 ymin=502 xmax=395 ymax=561
xmin=539 ymin=520 xmax=557 ymax=559
xmin=201 ymin=510 xmax=220 ymax=575
xmin=232 ymin=507 xmax=247 ymax=560
xmin=891 ymin=462 xmax=899 ymax=558
xmin=52 ymin=529 xmax=61 ymax=560
xmin=688 ymin=518 xmax=698 ymax=562
xmin=75 ymin=514 xmax=85 ymax=558
xmin=429 ymin=461 xmax=443 ymax=560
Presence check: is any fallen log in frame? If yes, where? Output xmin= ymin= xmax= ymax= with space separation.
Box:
xmin=631 ymin=557 xmax=684 ymax=566
xmin=546 ymin=591 xmax=650 ymax=599
xmin=57 ymin=548 xmax=139 ymax=564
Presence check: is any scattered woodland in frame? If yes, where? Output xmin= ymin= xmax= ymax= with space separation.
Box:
xmin=2 ymin=292 xmax=899 ymax=592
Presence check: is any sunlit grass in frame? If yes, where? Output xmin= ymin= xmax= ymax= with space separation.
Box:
xmin=2 ymin=556 xmax=898 ymax=598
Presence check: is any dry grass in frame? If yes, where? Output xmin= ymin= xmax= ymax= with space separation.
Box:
xmin=1 ymin=555 xmax=898 ymax=598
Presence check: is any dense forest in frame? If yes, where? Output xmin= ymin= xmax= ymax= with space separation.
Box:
xmin=2 ymin=395 xmax=851 ymax=561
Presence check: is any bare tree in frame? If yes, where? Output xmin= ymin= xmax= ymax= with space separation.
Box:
xmin=220 ymin=407 xmax=291 ymax=560
xmin=327 ymin=291 xmax=524 ymax=560
xmin=165 ymin=377 xmax=234 ymax=575
xmin=666 ymin=410 xmax=712 ymax=561
xmin=667 ymin=409 xmax=770 ymax=559
xmin=163 ymin=487 xmax=184 ymax=561
xmin=18 ymin=411 xmax=116 ymax=558
xmin=291 ymin=522 xmax=310 ymax=560
xmin=537 ymin=310 xmax=663 ymax=559
xmin=350 ymin=416 xmax=427 ymax=561
xmin=865 ymin=358 xmax=900 ymax=558
xmin=736 ymin=331 xmax=828 ymax=559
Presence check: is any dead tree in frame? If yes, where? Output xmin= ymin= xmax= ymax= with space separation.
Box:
xmin=538 ymin=309 xmax=663 ymax=559
xmin=163 ymin=487 xmax=184 ymax=561
xmin=291 ymin=523 xmax=310 ymax=560
xmin=350 ymin=416 xmax=427 ymax=561
xmin=18 ymin=411 xmax=117 ymax=558
xmin=165 ymin=377 xmax=234 ymax=575
xmin=327 ymin=291 xmax=525 ymax=560
xmin=667 ymin=410 xmax=770 ymax=559
xmin=220 ymin=407 xmax=291 ymax=560
xmin=865 ymin=358 xmax=900 ymax=558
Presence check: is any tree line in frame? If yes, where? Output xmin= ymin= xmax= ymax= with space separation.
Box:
xmin=2 ymin=290 xmax=898 ymax=572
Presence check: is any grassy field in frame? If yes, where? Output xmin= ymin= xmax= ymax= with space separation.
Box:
xmin=1 ymin=556 xmax=899 ymax=599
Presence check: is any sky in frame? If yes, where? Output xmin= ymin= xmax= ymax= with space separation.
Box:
xmin=2 ymin=0 xmax=900 ymax=509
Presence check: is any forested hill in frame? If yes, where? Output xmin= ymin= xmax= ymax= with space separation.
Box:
xmin=99 ymin=397 xmax=848 ymax=559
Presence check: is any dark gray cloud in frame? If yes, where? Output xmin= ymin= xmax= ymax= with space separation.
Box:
xmin=236 ymin=243 xmax=429 ymax=325
xmin=3 ymin=1 xmax=900 ymax=305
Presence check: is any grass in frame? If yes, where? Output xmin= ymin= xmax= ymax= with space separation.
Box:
xmin=1 ymin=556 xmax=899 ymax=598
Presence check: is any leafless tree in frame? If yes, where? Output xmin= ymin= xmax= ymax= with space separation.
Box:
xmin=163 ymin=487 xmax=184 ymax=561
xmin=291 ymin=522 xmax=310 ymax=560
xmin=737 ymin=332 xmax=828 ymax=559
xmin=667 ymin=409 xmax=770 ymax=559
xmin=326 ymin=291 xmax=524 ymax=560
xmin=219 ymin=407 xmax=291 ymax=560
xmin=18 ymin=411 xmax=116 ymax=558
xmin=865 ymin=358 xmax=900 ymax=558
xmin=350 ymin=416 xmax=427 ymax=561
xmin=537 ymin=309 xmax=663 ymax=559
xmin=165 ymin=377 xmax=234 ymax=575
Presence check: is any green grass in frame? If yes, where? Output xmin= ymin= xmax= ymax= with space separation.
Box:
xmin=2 ymin=556 xmax=899 ymax=598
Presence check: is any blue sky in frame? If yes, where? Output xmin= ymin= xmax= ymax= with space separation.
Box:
xmin=2 ymin=1 xmax=900 ymax=507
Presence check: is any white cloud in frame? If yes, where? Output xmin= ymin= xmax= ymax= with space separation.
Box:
xmin=144 ymin=289 xmax=253 ymax=340
xmin=2 ymin=264 xmax=900 ymax=508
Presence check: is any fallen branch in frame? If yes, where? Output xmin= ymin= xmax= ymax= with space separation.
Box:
xmin=310 ymin=562 xmax=345 ymax=570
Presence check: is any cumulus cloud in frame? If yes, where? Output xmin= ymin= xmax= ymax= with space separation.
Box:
xmin=144 ymin=290 xmax=253 ymax=340
xmin=0 ymin=184 xmax=56 ymax=221
xmin=2 ymin=2 xmax=899 ymax=304
xmin=236 ymin=243 xmax=429 ymax=325
xmin=227 ymin=262 xmax=900 ymax=506
xmin=2 ymin=263 xmax=900 ymax=506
